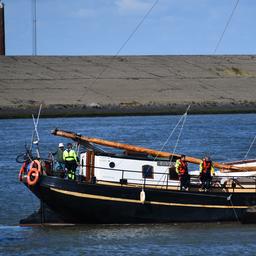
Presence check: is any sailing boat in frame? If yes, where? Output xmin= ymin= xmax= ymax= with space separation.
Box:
xmin=18 ymin=128 xmax=256 ymax=224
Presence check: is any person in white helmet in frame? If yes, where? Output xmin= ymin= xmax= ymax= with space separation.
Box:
xmin=52 ymin=143 xmax=65 ymax=175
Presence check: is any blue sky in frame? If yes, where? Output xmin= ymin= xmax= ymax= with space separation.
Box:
xmin=3 ymin=0 xmax=255 ymax=55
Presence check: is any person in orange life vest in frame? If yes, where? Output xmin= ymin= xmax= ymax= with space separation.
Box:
xmin=199 ymin=156 xmax=215 ymax=190
xmin=175 ymin=154 xmax=190 ymax=191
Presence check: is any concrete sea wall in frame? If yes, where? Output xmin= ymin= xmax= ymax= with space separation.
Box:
xmin=0 ymin=55 xmax=256 ymax=118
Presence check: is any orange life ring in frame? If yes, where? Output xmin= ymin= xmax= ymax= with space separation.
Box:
xmin=27 ymin=168 xmax=40 ymax=186
xmin=30 ymin=160 xmax=42 ymax=174
xmin=26 ymin=160 xmax=42 ymax=186
xmin=18 ymin=162 xmax=26 ymax=182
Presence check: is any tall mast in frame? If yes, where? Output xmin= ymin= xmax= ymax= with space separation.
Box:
xmin=0 ymin=1 xmax=5 ymax=55
xmin=32 ymin=0 xmax=37 ymax=55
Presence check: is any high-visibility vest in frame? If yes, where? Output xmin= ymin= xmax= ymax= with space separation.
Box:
xmin=63 ymin=149 xmax=77 ymax=162
xmin=175 ymin=159 xmax=188 ymax=175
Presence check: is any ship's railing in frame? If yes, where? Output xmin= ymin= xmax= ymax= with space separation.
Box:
xmin=39 ymin=158 xmax=256 ymax=190
xmin=79 ymin=163 xmax=256 ymax=190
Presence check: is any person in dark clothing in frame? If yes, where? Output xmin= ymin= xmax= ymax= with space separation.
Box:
xmin=199 ymin=156 xmax=215 ymax=191
xmin=52 ymin=143 xmax=65 ymax=177
xmin=175 ymin=155 xmax=190 ymax=191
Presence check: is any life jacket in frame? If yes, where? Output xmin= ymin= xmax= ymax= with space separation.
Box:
xmin=178 ymin=160 xmax=188 ymax=175
xmin=202 ymin=160 xmax=212 ymax=174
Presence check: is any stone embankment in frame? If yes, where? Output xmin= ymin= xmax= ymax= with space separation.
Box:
xmin=0 ymin=55 xmax=256 ymax=118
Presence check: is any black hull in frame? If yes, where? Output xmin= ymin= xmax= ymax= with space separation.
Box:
xmin=25 ymin=176 xmax=256 ymax=224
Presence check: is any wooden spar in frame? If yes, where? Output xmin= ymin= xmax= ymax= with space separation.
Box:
xmin=51 ymin=129 xmax=244 ymax=172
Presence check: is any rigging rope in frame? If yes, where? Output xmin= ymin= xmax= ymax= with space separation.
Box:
xmin=76 ymin=0 xmax=160 ymax=103
xmin=169 ymin=105 xmax=190 ymax=162
xmin=158 ymin=112 xmax=189 ymax=187
xmin=30 ymin=103 xmax=42 ymax=150
xmin=244 ymin=135 xmax=256 ymax=159
xmin=141 ymin=105 xmax=190 ymax=190
xmin=227 ymin=194 xmax=240 ymax=223
xmin=151 ymin=105 xmax=190 ymax=186
xmin=213 ymin=0 xmax=240 ymax=54
xmin=109 ymin=104 xmax=190 ymax=190
xmin=155 ymin=105 xmax=191 ymax=157
xmin=115 ymin=0 xmax=160 ymax=56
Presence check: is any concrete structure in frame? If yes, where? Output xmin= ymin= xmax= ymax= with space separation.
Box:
xmin=0 ymin=55 xmax=256 ymax=118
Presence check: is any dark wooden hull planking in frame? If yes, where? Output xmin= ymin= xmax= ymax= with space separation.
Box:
xmin=24 ymin=176 xmax=256 ymax=224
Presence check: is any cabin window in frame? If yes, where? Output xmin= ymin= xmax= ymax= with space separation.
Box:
xmin=109 ymin=162 xmax=115 ymax=168
xmin=142 ymin=165 xmax=154 ymax=179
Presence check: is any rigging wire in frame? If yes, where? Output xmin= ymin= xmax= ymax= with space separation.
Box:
xmin=143 ymin=112 xmax=186 ymax=186
xmin=169 ymin=106 xmax=190 ymax=161
xmin=141 ymin=105 xmax=190 ymax=190
xmin=213 ymin=0 xmax=240 ymax=54
xmin=140 ymin=105 xmax=190 ymax=187
xmin=76 ymin=0 xmax=160 ymax=103
xmin=155 ymin=105 xmax=190 ymax=157
xmin=156 ymin=106 xmax=190 ymax=187
xmin=244 ymin=135 xmax=256 ymax=159
xmin=115 ymin=0 xmax=160 ymax=56
xmin=30 ymin=104 xmax=42 ymax=150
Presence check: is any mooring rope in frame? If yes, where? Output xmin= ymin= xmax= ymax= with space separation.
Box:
xmin=227 ymin=194 xmax=240 ymax=223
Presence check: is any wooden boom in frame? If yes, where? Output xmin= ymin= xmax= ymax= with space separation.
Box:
xmin=51 ymin=128 xmax=245 ymax=172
